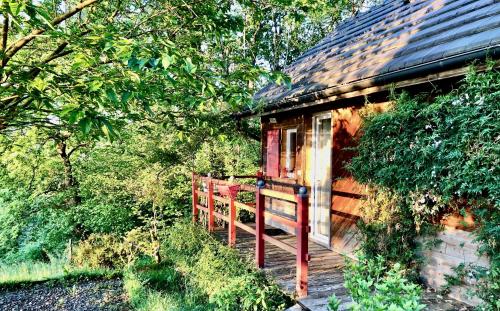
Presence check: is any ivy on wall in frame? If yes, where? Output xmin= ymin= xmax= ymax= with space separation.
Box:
xmin=348 ymin=62 xmax=499 ymax=309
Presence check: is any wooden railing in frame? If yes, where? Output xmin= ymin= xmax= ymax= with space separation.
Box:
xmin=191 ymin=172 xmax=310 ymax=297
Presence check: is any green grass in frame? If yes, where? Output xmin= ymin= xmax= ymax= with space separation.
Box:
xmin=0 ymin=260 xmax=66 ymax=284
xmin=124 ymin=259 xmax=214 ymax=311
xmin=0 ymin=259 xmax=120 ymax=290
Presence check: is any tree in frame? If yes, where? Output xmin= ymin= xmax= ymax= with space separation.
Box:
xmin=0 ymin=0 xmax=269 ymax=136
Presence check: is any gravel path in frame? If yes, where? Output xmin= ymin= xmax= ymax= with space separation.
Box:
xmin=0 ymin=279 xmax=130 ymax=311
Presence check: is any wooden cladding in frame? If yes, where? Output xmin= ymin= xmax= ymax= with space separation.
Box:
xmin=266 ymin=129 xmax=280 ymax=178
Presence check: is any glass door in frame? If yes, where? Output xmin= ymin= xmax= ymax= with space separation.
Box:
xmin=311 ymin=112 xmax=332 ymax=246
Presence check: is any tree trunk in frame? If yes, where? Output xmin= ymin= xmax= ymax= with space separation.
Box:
xmin=56 ymin=138 xmax=81 ymax=205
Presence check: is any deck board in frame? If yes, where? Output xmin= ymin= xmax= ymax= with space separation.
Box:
xmin=213 ymin=225 xmax=351 ymax=311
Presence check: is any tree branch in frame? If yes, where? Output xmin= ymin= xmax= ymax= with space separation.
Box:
xmin=68 ymin=143 xmax=87 ymax=158
xmin=2 ymin=0 xmax=99 ymax=67
xmin=27 ymin=42 xmax=73 ymax=78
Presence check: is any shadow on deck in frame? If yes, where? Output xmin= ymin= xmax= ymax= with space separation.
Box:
xmin=213 ymin=225 xmax=352 ymax=311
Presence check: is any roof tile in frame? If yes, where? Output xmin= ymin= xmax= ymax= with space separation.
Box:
xmin=254 ymin=0 xmax=500 ymax=107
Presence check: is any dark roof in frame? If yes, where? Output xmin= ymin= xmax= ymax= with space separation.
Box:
xmin=253 ymin=0 xmax=500 ymax=111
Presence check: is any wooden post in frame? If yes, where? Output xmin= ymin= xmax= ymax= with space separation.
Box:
xmin=255 ymin=179 xmax=265 ymax=268
xmin=207 ymin=178 xmax=215 ymax=232
xmin=296 ymin=186 xmax=309 ymax=298
xmin=192 ymin=172 xmax=198 ymax=224
xmin=228 ymin=196 xmax=236 ymax=247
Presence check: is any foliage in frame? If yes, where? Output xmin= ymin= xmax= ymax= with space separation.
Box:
xmin=237 ymin=0 xmax=374 ymax=72
xmin=356 ymin=187 xmax=422 ymax=277
xmin=73 ymin=233 xmax=129 ymax=269
xmin=124 ymin=260 xmax=213 ymax=311
xmin=349 ymin=66 xmax=500 ymax=308
xmin=340 ymin=255 xmax=426 ymax=311
xmin=1 ymin=0 xmax=266 ymax=137
xmin=350 ymin=66 xmax=499 ymax=219
xmin=0 ymin=121 xmax=259 ymax=263
xmin=0 ymin=188 xmax=75 ymax=262
xmin=194 ymin=137 xmax=260 ymax=178
xmin=161 ymin=221 xmax=293 ymax=311
xmin=73 ymin=229 xmax=157 ymax=269
xmin=327 ymin=294 xmax=341 ymax=311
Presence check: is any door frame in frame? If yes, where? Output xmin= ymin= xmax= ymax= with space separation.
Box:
xmin=310 ymin=111 xmax=332 ymax=247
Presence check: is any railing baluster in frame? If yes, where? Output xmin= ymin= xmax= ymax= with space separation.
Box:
xmin=296 ymin=186 xmax=309 ymax=298
xmin=192 ymin=172 xmax=198 ymax=224
xmin=208 ymin=178 xmax=215 ymax=232
xmin=256 ymin=179 xmax=265 ymax=268
xmin=228 ymin=196 xmax=236 ymax=247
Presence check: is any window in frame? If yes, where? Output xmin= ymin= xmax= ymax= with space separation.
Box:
xmin=285 ymin=128 xmax=297 ymax=177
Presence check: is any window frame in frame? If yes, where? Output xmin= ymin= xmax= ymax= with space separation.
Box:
xmin=284 ymin=128 xmax=297 ymax=178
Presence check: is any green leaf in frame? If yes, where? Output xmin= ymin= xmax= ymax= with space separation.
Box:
xmin=34 ymin=7 xmax=55 ymax=30
xmin=60 ymin=104 xmax=79 ymax=117
xmin=129 ymin=72 xmax=140 ymax=83
xmin=106 ymin=88 xmax=118 ymax=103
xmin=78 ymin=117 xmax=92 ymax=135
xmin=8 ymin=1 xmax=26 ymax=16
xmin=90 ymin=80 xmax=103 ymax=92
xmin=32 ymin=77 xmax=48 ymax=91
xmin=100 ymin=119 xmax=114 ymax=140
xmin=121 ymin=91 xmax=132 ymax=104
xmin=67 ymin=110 xmax=83 ymax=125
xmin=161 ymin=54 xmax=171 ymax=69
xmin=184 ymin=58 xmax=196 ymax=74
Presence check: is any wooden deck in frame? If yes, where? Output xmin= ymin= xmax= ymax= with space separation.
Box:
xmin=214 ymin=225 xmax=352 ymax=311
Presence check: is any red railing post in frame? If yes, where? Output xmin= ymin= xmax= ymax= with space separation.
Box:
xmin=192 ymin=173 xmax=198 ymax=224
xmin=296 ymin=186 xmax=309 ymax=298
xmin=255 ymin=179 xmax=265 ymax=268
xmin=207 ymin=178 xmax=215 ymax=232
xmin=228 ymin=196 xmax=236 ymax=247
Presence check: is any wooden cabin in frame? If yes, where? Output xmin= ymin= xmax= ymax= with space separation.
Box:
xmin=237 ymin=0 xmax=499 ymax=305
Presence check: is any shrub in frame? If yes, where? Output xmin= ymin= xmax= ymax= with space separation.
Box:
xmin=341 ymin=255 xmax=426 ymax=311
xmin=327 ymin=294 xmax=341 ymax=311
xmin=0 ymin=189 xmax=75 ymax=263
xmin=124 ymin=257 xmax=214 ymax=310
xmin=73 ymin=229 xmax=157 ymax=269
xmin=356 ymin=187 xmax=421 ymax=277
xmin=161 ymin=221 xmax=293 ymax=311
xmin=73 ymin=234 xmax=128 ymax=268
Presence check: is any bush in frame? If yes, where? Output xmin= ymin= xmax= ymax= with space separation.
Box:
xmin=124 ymin=263 xmax=213 ymax=311
xmin=327 ymin=294 xmax=341 ymax=311
xmin=73 ymin=234 xmax=128 ymax=269
xmin=161 ymin=221 xmax=293 ymax=311
xmin=356 ymin=188 xmax=422 ymax=276
xmin=73 ymin=229 xmax=157 ymax=269
xmin=340 ymin=255 xmax=426 ymax=311
xmin=0 ymin=189 xmax=75 ymax=263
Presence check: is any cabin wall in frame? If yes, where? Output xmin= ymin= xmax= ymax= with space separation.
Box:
xmin=420 ymin=214 xmax=488 ymax=306
xmin=261 ymin=102 xmax=390 ymax=245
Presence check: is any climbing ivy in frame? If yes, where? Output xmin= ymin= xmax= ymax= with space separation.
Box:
xmin=348 ymin=62 xmax=499 ymax=309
